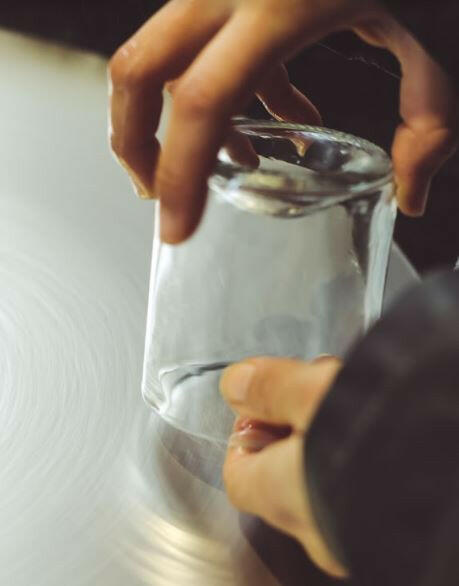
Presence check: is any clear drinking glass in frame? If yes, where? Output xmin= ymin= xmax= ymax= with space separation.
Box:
xmin=142 ymin=120 xmax=396 ymax=446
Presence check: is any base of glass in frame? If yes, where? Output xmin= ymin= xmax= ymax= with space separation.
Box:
xmin=142 ymin=361 xmax=236 ymax=446
xmin=147 ymin=403 xmax=230 ymax=489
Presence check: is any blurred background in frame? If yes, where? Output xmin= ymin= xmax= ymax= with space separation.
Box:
xmin=2 ymin=0 xmax=458 ymax=273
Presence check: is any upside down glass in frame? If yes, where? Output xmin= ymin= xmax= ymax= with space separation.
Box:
xmin=142 ymin=120 xmax=396 ymax=446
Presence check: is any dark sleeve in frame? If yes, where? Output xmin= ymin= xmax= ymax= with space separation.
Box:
xmin=382 ymin=0 xmax=459 ymax=83
xmin=304 ymin=270 xmax=459 ymax=586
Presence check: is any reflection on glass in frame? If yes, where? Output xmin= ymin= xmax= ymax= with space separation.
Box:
xmin=142 ymin=121 xmax=396 ymax=445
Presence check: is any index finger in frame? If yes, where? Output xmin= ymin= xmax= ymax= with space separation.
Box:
xmin=109 ymin=0 xmax=228 ymax=195
xmin=156 ymin=10 xmax=305 ymax=243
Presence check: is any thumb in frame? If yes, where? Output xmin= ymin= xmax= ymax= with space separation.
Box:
xmin=220 ymin=356 xmax=341 ymax=431
xmin=392 ymin=33 xmax=457 ymax=216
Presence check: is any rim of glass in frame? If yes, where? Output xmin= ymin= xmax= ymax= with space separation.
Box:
xmin=210 ymin=119 xmax=394 ymax=206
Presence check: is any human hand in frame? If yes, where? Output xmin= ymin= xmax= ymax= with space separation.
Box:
xmin=109 ymin=0 xmax=457 ymax=243
xmin=220 ymin=355 xmax=346 ymax=578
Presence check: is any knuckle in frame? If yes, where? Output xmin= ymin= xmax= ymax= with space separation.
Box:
xmin=109 ymin=48 xmax=131 ymax=87
xmin=109 ymin=46 xmax=146 ymax=89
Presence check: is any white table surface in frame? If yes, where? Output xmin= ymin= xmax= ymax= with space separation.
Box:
xmin=0 ymin=29 xmax=417 ymax=586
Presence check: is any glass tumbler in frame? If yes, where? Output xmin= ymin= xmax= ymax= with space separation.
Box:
xmin=142 ymin=120 xmax=396 ymax=445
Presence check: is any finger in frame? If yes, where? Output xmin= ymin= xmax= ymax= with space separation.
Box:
xmin=220 ymin=356 xmax=341 ymax=430
xmin=257 ymin=63 xmax=322 ymax=125
xmin=224 ymin=435 xmax=308 ymax=537
xmin=392 ymin=34 xmax=458 ymax=216
xmin=169 ymin=62 xmax=320 ymax=167
xmin=169 ymin=78 xmax=259 ymax=168
xmin=392 ymin=124 xmax=456 ymax=216
xmin=228 ymin=416 xmax=292 ymax=452
xmin=109 ymin=0 xmax=229 ymax=196
xmin=223 ymin=434 xmax=347 ymax=578
xmin=156 ymin=11 xmax=303 ymax=243
xmin=222 ymin=128 xmax=260 ymax=167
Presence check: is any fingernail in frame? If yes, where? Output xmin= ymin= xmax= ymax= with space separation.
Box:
xmin=396 ymin=180 xmax=428 ymax=217
xmin=228 ymin=428 xmax=276 ymax=452
xmin=394 ymin=179 xmax=405 ymax=200
xmin=312 ymin=353 xmax=334 ymax=364
xmin=220 ymin=363 xmax=256 ymax=404
xmin=131 ymin=178 xmax=153 ymax=200
xmin=234 ymin=417 xmax=252 ymax=432
xmin=228 ymin=431 xmax=252 ymax=451
xmin=116 ymin=157 xmax=152 ymax=200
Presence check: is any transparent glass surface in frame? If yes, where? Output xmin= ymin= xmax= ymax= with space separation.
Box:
xmin=142 ymin=120 xmax=396 ymax=445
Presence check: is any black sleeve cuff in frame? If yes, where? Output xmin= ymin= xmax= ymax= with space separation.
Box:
xmin=305 ymin=270 xmax=459 ymax=586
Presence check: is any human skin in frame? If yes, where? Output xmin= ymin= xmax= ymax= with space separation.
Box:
xmin=108 ymin=1 xmax=458 ymax=576
xmin=220 ymin=355 xmax=346 ymax=578
xmin=109 ymin=0 xmax=457 ymax=243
